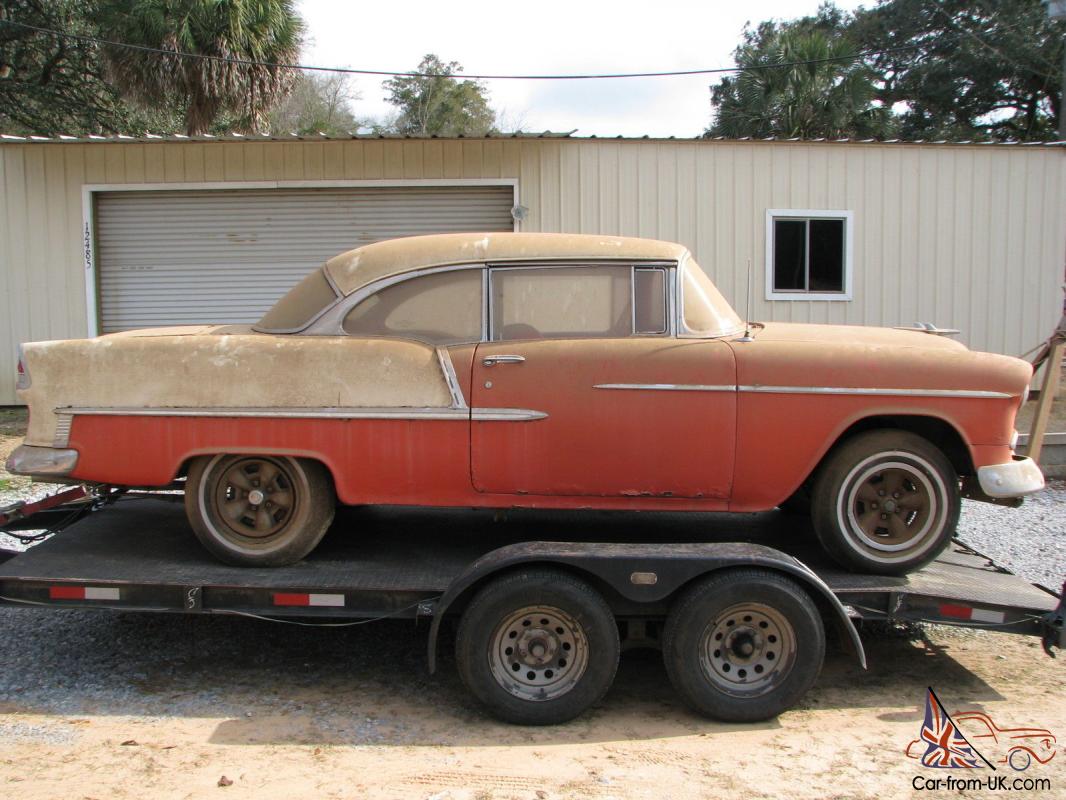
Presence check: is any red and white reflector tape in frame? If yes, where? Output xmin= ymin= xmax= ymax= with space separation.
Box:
xmin=939 ymin=603 xmax=1006 ymax=623
xmin=272 ymin=593 xmax=345 ymax=608
xmin=49 ymin=585 xmax=121 ymax=601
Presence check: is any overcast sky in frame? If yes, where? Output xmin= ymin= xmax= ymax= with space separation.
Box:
xmin=296 ymin=0 xmax=870 ymax=138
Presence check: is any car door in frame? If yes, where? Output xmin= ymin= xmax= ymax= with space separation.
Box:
xmin=470 ymin=263 xmax=736 ymax=499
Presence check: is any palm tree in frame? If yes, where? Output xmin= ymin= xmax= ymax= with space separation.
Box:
xmin=710 ymin=27 xmax=890 ymax=140
xmin=97 ymin=0 xmax=303 ymax=135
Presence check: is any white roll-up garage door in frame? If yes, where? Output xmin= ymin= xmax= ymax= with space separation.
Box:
xmin=94 ymin=185 xmax=515 ymax=333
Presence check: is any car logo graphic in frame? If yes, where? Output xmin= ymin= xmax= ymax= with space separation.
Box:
xmin=905 ymin=687 xmax=1059 ymax=771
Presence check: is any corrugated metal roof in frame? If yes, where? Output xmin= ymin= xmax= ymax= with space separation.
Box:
xmin=1 ymin=130 xmax=1064 ymax=147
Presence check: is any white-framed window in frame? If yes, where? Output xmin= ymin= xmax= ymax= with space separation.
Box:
xmin=765 ymin=209 xmax=853 ymax=301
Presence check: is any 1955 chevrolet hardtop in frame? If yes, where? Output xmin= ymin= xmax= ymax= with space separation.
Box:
xmin=8 ymin=232 xmax=1044 ymax=574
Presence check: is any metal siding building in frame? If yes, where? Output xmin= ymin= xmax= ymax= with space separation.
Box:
xmin=0 ymin=135 xmax=1063 ymax=405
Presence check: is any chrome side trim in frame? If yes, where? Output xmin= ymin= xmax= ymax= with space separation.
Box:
xmin=436 ymin=348 xmax=468 ymax=409
xmin=471 ymin=408 xmax=548 ymax=421
xmin=594 ymin=383 xmax=737 ymax=392
xmin=736 ymin=385 xmax=1013 ymax=399
xmin=592 ymin=383 xmax=1011 ymax=398
xmin=5 ymin=444 xmax=78 ymax=477
xmin=53 ymin=413 xmax=74 ymax=448
xmin=57 ymin=406 xmax=547 ymax=422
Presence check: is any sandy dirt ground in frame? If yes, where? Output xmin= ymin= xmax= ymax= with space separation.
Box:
xmin=0 ymin=618 xmax=1063 ymax=800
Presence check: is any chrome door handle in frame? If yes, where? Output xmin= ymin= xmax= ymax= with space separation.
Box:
xmin=482 ymin=354 xmax=526 ymax=367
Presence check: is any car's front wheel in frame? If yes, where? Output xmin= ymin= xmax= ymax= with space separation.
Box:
xmin=811 ymin=430 xmax=960 ymax=575
xmin=184 ymin=454 xmax=335 ymax=566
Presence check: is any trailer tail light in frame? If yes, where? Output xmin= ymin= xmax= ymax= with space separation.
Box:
xmin=272 ymin=592 xmax=345 ymax=607
xmin=49 ymin=585 xmax=121 ymax=601
xmin=939 ymin=603 xmax=1005 ymax=623
xmin=16 ymin=345 xmax=30 ymax=390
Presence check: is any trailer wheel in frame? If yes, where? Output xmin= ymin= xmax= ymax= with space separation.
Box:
xmin=184 ymin=454 xmax=335 ymax=567
xmin=811 ymin=430 xmax=959 ymax=575
xmin=455 ymin=569 xmax=619 ymax=725
xmin=663 ymin=569 xmax=825 ymax=722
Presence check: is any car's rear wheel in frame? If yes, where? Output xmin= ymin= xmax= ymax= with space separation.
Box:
xmin=184 ymin=454 xmax=335 ymax=566
xmin=811 ymin=430 xmax=959 ymax=575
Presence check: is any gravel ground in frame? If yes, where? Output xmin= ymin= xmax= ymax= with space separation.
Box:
xmin=955 ymin=480 xmax=1066 ymax=588
xmin=0 ymin=481 xmax=66 ymax=554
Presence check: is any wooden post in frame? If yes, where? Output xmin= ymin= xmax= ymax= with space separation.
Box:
xmin=1027 ymin=338 xmax=1064 ymax=465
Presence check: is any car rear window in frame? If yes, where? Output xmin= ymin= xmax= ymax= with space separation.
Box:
xmin=343 ymin=269 xmax=484 ymax=345
xmin=255 ymin=268 xmax=340 ymax=333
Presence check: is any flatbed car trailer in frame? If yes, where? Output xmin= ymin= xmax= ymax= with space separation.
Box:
xmin=1 ymin=491 xmax=1063 ymax=725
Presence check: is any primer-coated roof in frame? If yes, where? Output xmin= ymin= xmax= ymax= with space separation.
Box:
xmin=323 ymin=232 xmax=689 ymax=295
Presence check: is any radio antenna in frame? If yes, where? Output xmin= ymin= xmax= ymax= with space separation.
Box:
xmin=737 ymin=257 xmax=754 ymax=342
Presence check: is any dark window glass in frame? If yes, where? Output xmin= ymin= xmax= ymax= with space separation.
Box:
xmin=773 ymin=220 xmax=806 ymax=291
xmin=808 ymin=219 xmax=845 ymax=292
xmin=772 ymin=217 xmax=846 ymax=294
xmin=634 ymin=268 xmax=667 ymax=334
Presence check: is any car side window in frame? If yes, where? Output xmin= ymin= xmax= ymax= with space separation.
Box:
xmin=492 ymin=265 xmax=666 ymax=341
xmin=343 ymin=269 xmax=483 ymax=345
xmin=634 ymin=267 xmax=667 ymax=334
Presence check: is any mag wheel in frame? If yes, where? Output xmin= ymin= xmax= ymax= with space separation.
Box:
xmin=811 ymin=430 xmax=960 ymax=575
xmin=185 ymin=454 xmax=335 ymax=567
xmin=663 ymin=569 xmax=825 ymax=722
xmin=455 ymin=569 xmax=619 ymax=725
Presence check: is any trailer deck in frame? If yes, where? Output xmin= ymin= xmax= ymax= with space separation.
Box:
xmin=0 ymin=498 xmax=1058 ymax=640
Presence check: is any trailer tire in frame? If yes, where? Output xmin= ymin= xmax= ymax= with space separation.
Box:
xmin=455 ymin=569 xmax=619 ymax=725
xmin=184 ymin=454 xmax=335 ymax=567
xmin=663 ymin=569 xmax=824 ymax=722
xmin=811 ymin=430 xmax=959 ymax=575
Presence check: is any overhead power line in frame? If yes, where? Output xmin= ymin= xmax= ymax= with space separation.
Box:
xmin=0 ymin=19 xmax=923 ymax=81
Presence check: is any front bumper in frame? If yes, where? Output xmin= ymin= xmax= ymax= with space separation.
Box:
xmin=5 ymin=444 xmax=79 ymax=478
xmin=977 ymin=456 xmax=1045 ymax=498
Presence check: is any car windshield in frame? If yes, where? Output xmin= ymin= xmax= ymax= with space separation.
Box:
xmin=681 ymin=257 xmax=744 ymax=337
xmin=255 ymin=268 xmax=339 ymax=333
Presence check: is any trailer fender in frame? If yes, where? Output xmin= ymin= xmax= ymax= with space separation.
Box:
xmin=427 ymin=540 xmax=866 ymax=673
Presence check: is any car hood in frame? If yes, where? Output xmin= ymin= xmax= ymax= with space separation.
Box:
xmin=751 ymin=322 xmax=969 ymax=352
